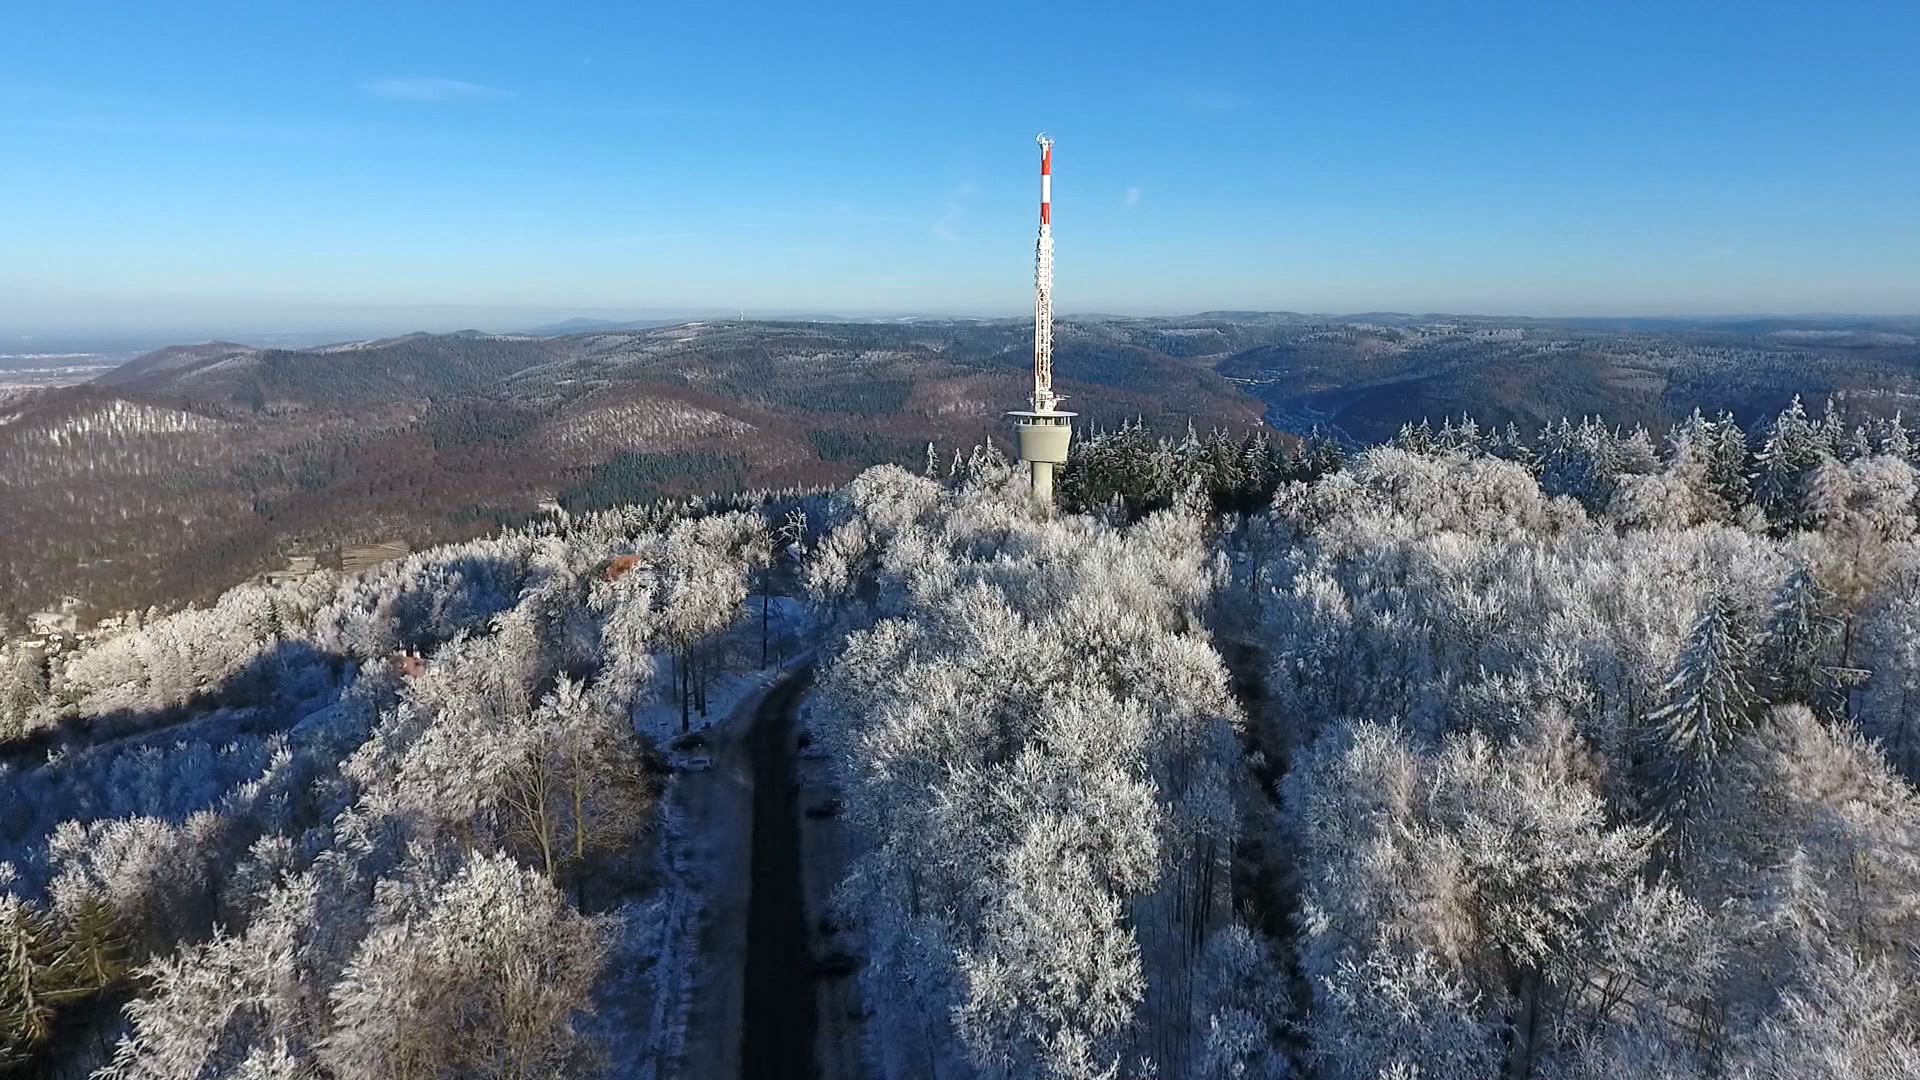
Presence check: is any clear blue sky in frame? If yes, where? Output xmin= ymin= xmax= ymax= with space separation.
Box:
xmin=4 ymin=1 xmax=1918 ymax=337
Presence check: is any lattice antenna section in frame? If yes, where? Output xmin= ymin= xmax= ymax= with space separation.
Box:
xmin=1032 ymin=134 xmax=1056 ymax=412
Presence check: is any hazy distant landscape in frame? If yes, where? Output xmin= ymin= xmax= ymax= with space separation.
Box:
xmin=6 ymin=311 xmax=1920 ymax=629
xmin=0 ymin=354 xmax=122 ymax=392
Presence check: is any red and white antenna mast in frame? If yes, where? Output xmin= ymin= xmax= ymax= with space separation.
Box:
xmin=1032 ymin=133 xmax=1056 ymax=413
xmin=1010 ymin=133 xmax=1073 ymax=507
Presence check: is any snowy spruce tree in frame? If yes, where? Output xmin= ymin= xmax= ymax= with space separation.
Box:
xmin=1647 ymin=594 xmax=1757 ymax=825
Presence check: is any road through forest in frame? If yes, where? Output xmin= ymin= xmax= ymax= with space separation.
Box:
xmin=739 ymin=666 xmax=821 ymax=1080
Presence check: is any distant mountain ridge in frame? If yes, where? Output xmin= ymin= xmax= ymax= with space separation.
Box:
xmin=107 ymin=332 xmax=573 ymax=410
xmin=521 ymin=317 xmax=686 ymax=336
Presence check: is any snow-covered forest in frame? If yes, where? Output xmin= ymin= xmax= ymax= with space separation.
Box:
xmin=9 ymin=396 xmax=1920 ymax=1078
xmin=1 ymin=499 xmax=803 ymax=1078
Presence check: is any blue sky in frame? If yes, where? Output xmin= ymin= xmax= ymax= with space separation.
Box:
xmin=3 ymin=1 xmax=1918 ymax=336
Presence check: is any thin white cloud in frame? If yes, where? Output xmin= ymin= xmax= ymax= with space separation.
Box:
xmin=360 ymin=76 xmax=510 ymax=102
xmin=1124 ymin=185 xmax=1143 ymax=207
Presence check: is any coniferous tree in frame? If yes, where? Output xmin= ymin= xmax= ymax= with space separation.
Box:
xmin=1815 ymin=397 xmax=1848 ymax=457
xmin=1538 ymin=417 xmax=1625 ymax=511
xmin=1490 ymin=420 xmax=1536 ymax=468
xmin=1 ymin=896 xmax=68 ymax=1064
xmin=1845 ymin=424 xmax=1875 ymax=462
xmin=0 ymin=893 xmax=128 ymax=1066
xmin=1436 ymin=414 xmax=1483 ymax=456
xmin=1647 ymin=595 xmax=1756 ymax=824
xmin=1617 ymin=424 xmax=1660 ymax=477
xmin=1393 ymin=419 xmax=1434 ymax=455
xmin=1763 ymin=565 xmax=1849 ymax=712
xmin=1238 ymin=428 xmax=1280 ymax=507
xmin=1299 ymin=428 xmax=1343 ymax=480
xmin=1706 ymin=411 xmax=1753 ymax=510
xmin=1753 ymin=397 xmax=1827 ymax=527
xmin=1880 ymin=411 xmax=1913 ymax=461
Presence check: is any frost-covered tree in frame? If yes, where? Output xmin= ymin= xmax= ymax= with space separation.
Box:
xmin=321 ymin=852 xmax=607 ymax=1080
xmin=815 ymin=474 xmax=1246 ymax=1080
xmin=1704 ymin=411 xmax=1755 ymax=511
xmin=1858 ymin=554 xmax=1920 ymax=780
xmin=0 ymin=648 xmax=47 ymax=742
xmin=1646 ymin=595 xmax=1757 ymax=823
xmin=1723 ymin=949 xmax=1920 ymax=1080
xmin=1762 ymin=565 xmax=1848 ymax=712
xmin=1608 ymin=470 xmax=1705 ymax=531
xmin=1189 ymin=926 xmax=1291 ymax=1080
xmin=1657 ymin=409 xmax=1749 ymax=525
xmin=1311 ymin=947 xmax=1502 ymax=1080
xmin=498 ymin=677 xmax=654 ymax=888
xmin=46 ymin=814 xmax=217 ymax=955
xmin=1879 ymin=411 xmax=1913 ymax=461
xmin=643 ymin=515 xmax=752 ymax=729
xmin=1538 ymin=417 xmax=1626 ymax=512
xmin=1285 ymin=715 xmax=1693 ymax=1078
xmin=1752 ymin=397 xmax=1828 ymax=528
xmin=1716 ymin=706 xmax=1920 ymax=962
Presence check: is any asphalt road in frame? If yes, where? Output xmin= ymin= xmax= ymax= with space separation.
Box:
xmin=739 ymin=667 xmax=820 ymax=1080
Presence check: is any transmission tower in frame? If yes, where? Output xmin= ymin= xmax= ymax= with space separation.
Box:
xmin=1010 ymin=133 xmax=1074 ymax=506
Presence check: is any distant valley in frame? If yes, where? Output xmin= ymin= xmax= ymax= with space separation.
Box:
xmin=0 ymin=352 xmax=123 ymax=391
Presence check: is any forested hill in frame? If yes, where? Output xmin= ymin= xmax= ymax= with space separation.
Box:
xmin=1218 ymin=314 xmax=1920 ymax=447
xmin=8 ymin=402 xmax=1920 ymax=1077
xmin=0 ymin=319 xmax=1262 ymax=628
xmin=10 ymin=312 xmax=1920 ymax=630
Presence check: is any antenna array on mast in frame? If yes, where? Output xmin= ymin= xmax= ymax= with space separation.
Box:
xmin=1032 ymin=133 xmax=1056 ymax=413
xmin=1009 ymin=133 xmax=1074 ymax=507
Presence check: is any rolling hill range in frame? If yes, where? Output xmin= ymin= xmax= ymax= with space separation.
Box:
xmin=0 ymin=319 xmax=1264 ymax=626
xmin=1216 ymin=315 xmax=1920 ymax=445
xmin=8 ymin=311 xmax=1920 ymax=629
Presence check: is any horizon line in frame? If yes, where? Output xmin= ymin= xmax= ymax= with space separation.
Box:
xmin=12 ymin=308 xmax=1920 ymax=347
